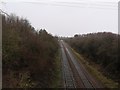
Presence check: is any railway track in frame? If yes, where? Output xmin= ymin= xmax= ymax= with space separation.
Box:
xmin=60 ymin=41 xmax=76 ymax=88
xmin=60 ymin=40 xmax=103 ymax=89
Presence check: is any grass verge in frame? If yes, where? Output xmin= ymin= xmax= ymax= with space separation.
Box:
xmin=51 ymin=49 xmax=63 ymax=88
xmin=71 ymin=48 xmax=118 ymax=88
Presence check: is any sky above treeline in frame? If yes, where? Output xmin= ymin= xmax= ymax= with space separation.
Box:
xmin=1 ymin=0 xmax=119 ymax=37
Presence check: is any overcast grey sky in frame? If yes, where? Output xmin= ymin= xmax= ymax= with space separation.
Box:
xmin=1 ymin=0 xmax=119 ymax=36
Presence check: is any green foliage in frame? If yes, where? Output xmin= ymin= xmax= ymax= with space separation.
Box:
xmin=65 ymin=32 xmax=119 ymax=82
xmin=2 ymin=14 xmax=59 ymax=88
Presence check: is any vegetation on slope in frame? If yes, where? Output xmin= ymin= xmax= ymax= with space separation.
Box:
xmin=2 ymin=14 xmax=59 ymax=88
xmin=64 ymin=32 xmax=120 ymax=84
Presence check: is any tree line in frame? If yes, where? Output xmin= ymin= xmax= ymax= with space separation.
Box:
xmin=64 ymin=32 xmax=120 ymax=83
xmin=2 ymin=14 xmax=59 ymax=88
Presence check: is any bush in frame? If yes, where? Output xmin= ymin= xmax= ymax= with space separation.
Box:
xmin=2 ymin=14 xmax=59 ymax=88
xmin=65 ymin=32 xmax=119 ymax=81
